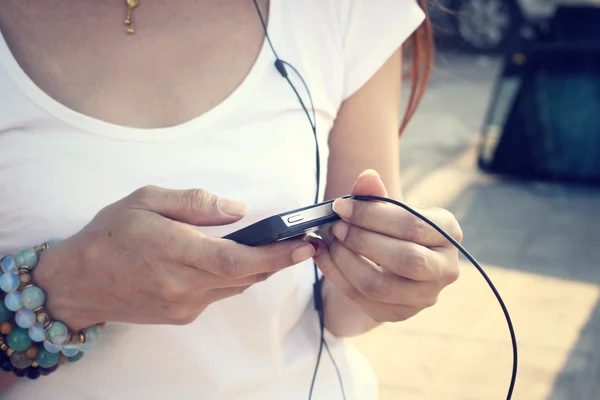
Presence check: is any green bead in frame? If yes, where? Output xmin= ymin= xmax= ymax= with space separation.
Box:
xmin=7 ymin=327 xmax=32 ymax=352
xmin=47 ymin=321 xmax=68 ymax=345
xmin=21 ymin=286 xmax=45 ymax=310
xmin=14 ymin=249 xmax=38 ymax=269
xmin=68 ymin=352 xmax=84 ymax=363
xmin=0 ymin=298 xmax=12 ymax=323
xmin=36 ymin=347 xmax=60 ymax=368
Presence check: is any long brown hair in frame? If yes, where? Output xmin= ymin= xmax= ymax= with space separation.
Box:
xmin=400 ymin=0 xmax=434 ymax=136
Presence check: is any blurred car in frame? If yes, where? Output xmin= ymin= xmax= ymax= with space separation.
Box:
xmin=429 ymin=0 xmax=594 ymax=53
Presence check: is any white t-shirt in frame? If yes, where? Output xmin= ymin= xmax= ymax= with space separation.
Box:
xmin=0 ymin=1 xmax=424 ymax=399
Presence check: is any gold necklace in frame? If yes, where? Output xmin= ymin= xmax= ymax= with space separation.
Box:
xmin=124 ymin=0 xmax=139 ymax=34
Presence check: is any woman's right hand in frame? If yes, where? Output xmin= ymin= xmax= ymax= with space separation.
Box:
xmin=32 ymin=186 xmax=315 ymax=331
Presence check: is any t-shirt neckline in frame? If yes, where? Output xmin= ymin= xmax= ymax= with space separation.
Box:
xmin=0 ymin=1 xmax=279 ymax=142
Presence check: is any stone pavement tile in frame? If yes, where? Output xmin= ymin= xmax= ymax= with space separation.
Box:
xmin=348 ymin=260 xmax=600 ymax=399
xmin=352 ymin=327 xmax=597 ymax=400
xmin=540 ymin=207 xmax=600 ymax=237
xmin=429 ymin=340 xmax=597 ymax=400
xmin=513 ymin=249 xmax=600 ymax=285
xmin=459 ymin=226 xmax=533 ymax=262
xmin=378 ymin=385 xmax=482 ymax=400
xmin=523 ymin=232 xmax=596 ymax=265
xmin=378 ymin=386 xmax=424 ymax=400
xmin=470 ymin=271 xmax=598 ymax=350
xmin=451 ymin=185 xmax=553 ymax=233
xmin=543 ymin=350 xmax=599 ymax=400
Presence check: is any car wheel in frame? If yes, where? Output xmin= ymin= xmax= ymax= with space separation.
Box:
xmin=449 ymin=0 xmax=524 ymax=53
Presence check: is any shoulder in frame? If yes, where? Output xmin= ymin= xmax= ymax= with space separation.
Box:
xmin=283 ymin=0 xmax=426 ymax=101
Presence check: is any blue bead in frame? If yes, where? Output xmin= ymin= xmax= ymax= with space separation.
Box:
xmin=14 ymin=249 xmax=38 ymax=269
xmin=4 ymin=291 xmax=22 ymax=312
xmin=0 ymin=273 xmax=19 ymax=293
xmin=1 ymin=256 xmax=16 ymax=273
xmin=15 ymin=309 xmax=36 ymax=329
xmin=43 ymin=341 xmax=62 ymax=354
xmin=47 ymin=321 xmax=68 ymax=345
xmin=28 ymin=323 xmax=46 ymax=342
xmin=82 ymin=325 xmax=102 ymax=346
xmin=80 ymin=345 xmax=93 ymax=353
xmin=21 ymin=286 xmax=45 ymax=310
xmin=61 ymin=347 xmax=79 ymax=357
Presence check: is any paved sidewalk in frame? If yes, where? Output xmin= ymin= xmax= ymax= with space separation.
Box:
xmin=349 ymin=54 xmax=600 ymax=400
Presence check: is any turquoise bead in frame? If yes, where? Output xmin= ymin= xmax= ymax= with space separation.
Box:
xmin=1 ymin=256 xmax=16 ymax=273
xmin=14 ymin=249 xmax=38 ymax=269
xmin=28 ymin=323 xmax=46 ymax=342
xmin=43 ymin=341 xmax=62 ymax=354
xmin=7 ymin=327 xmax=32 ymax=352
xmin=47 ymin=321 xmax=68 ymax=345
xmin=15 ymin=309 xmax=36 ymax=329
xmin=21 ymin=286 xmax=45 ymax=310
xmin=4 ymin=291 xmax=22 ymax=311
xmin=36 ymin=347 xmax=60 ymax=368
xmin=0 ymin=272 xmax=19 ymax=293
xmin=61 ymin=346 xmax=79 ymax=357
xmin=80 ymin=345 xmax=92 ymax=352
xmin=68 ymin=352 xmax=84 ymax=363
xmin=82 ymin=325 xmax=102 ymax=346
xmin=0 ymin=297 xmax=12 ymax=323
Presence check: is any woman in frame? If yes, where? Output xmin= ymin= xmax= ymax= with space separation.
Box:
xmin=0 ymin=0 xmax=462 ymax=399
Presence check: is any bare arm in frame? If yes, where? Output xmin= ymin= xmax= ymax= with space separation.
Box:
xmin=322 ymin=47 xmax=405 ymax=337
xmin=0 ymin=371 xmax=17 ymax=392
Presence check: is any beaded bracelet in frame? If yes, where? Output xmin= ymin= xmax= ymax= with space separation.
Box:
xmin=0 ymin=240 xmax=103 ymax=379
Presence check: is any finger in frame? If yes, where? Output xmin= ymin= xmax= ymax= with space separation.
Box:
xmin=128 ymin=185 xmax=248 ymax=226
xmin=158 ymin=286 xmax=256 ymax=326
xmin=309 ymin=238 xmax=435 ymax=322
xmin=351 ymin=169 xmax=388 ymax=198
xmin=191 ymin=234 xmax=315 ymax=279
xmin=332 ymin=198 xmax=463 ymax=247
xmin=330 ymin=221 xmax=444 ymax=282
xmin=328 ymin=239 xmax=438 ymax=306
xmin=308 ymin=237 xmax=368 ymax=306
xmin=167 ymin=265 xmax=278 ymax=295
xmin=155 ymin=217 xmax=314 ymax=280
xmin=361 ymin=302 xmax=425 ymax=323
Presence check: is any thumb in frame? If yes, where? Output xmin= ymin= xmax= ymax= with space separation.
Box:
xmin=129 ymin=185 xmax=248 ymax=226
xmin=351 ymin=169 xmax=388 ymax=197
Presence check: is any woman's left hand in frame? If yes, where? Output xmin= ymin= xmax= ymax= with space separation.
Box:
xmin=313 ymin=170 xmax=462 ymax=323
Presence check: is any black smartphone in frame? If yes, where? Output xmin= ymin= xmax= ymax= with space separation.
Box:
xmin=223 ymin=196 xmax=350 ymax=246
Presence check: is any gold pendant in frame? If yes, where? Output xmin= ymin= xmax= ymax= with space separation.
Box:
xmin=124 ymin=0 xmax=139 ymax=34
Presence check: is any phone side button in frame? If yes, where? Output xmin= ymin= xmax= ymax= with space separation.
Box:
xmin=287 ymin=215 xmax=304 ymax=224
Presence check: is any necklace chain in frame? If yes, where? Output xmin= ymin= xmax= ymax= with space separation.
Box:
xmin=124 ymin=0 xmax=139 ymax=34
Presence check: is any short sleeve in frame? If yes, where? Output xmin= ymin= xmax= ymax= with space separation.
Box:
xmin=337 ymin=0 xmax=426 ymax=100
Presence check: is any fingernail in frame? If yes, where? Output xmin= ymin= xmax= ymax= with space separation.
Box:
xmin=218 ymin=198 xmax=248 ymax=217
xmin=332 ymin=199 xmax=353 ymax=219
xmin=292 ymin=244 xmax=315 ymax=264
xmin=308 ymin=240 xmax=321 ymax=257
xmin=332 ymin=221 xmax=348 ymax=242
xmin=360 ymin=169 xmax=380 ymax=179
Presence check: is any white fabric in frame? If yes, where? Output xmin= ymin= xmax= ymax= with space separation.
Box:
xmin=0 ymin=1 xmax=424 ymax=399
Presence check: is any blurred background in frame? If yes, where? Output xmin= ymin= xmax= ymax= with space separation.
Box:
xmin=348 ymin=1 xmax=600 ymax=399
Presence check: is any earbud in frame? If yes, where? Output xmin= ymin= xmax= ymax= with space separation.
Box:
xmin=274 ymin=59 xmax=288 ymax=78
